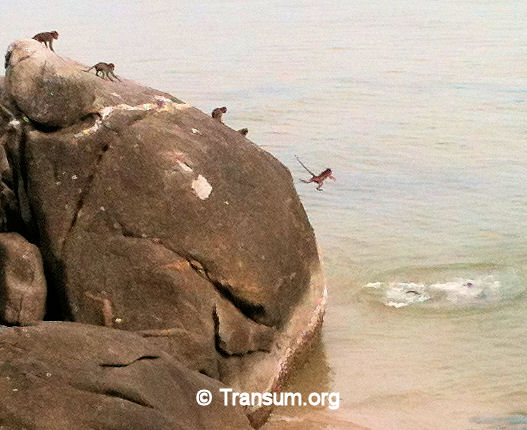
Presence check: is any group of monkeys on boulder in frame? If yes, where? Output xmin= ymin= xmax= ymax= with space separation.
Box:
xmin=33 ymin=31 xmax=119 ymax=81
xmin=211 ymin=106 xmax=248 ymax=137
xmin=32 ymin=30 xmax=335 ymax=191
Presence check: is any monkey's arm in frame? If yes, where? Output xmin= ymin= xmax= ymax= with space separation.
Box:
xmin=295 ymin=155 xmax=316 ymax=176
xmin=111 ymin=72 xmax=121 ymax=82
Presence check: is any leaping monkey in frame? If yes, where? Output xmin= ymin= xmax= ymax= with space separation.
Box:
xmin=295 ymin=155 xmax=336 ymax=191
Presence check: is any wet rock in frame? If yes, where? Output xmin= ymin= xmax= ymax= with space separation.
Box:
xmin=0 ymin=232 xmax=46 ymax=325
xmin=0 ymin=322 xmax=251 ymax=430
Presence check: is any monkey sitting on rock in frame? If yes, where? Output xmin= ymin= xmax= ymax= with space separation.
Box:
xmin=32 ymin=31 xmax=59 ymax=52
xmin=83 ymin=62 xmax=121 ymax=82
xmin=211 ymin=106 xmax=227 ymax=123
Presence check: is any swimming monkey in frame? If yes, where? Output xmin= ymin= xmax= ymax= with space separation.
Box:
xmin=295 ymin=155 xmax=336 ymax=191
xmin=32 ymin=31 xmax=59 ymax=52
xmin=83 ymin=62 xmax=121 ymax=81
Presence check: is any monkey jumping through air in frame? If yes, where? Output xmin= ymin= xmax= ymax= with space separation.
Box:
xmin=32 ymin=31 xmax=59 ymax=52
xmin=295 ymin=155 xmax=336 ymax=191
xmin=83 ymin=62 xmax=121 ymax=81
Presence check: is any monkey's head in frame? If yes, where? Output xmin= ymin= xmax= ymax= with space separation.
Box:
xmin=220 ymin=106 xmax=227 ymax=113
xmin=51 ymin=31 xmax=59 ymax=39
xmin=321 ymin=168 xmax=335 ymax=180
xmin=324 ymin=169 xmax=336 ymax=181
xmin=108 ymin=63 xmax=115 ymax=70
xmin=239 ymin=128 xmax=248 ymax=136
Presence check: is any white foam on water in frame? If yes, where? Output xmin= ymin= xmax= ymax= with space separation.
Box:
xmin=363 ymin=267 xmax=523 ymax=309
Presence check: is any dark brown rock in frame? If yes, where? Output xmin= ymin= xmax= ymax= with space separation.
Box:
xmin=0 ymin=322 xmax=251 ymax=430
xmin=215 ymin=298 xmax=276 ymax=356
xmin=2 ymin=39 xmax=327 ymax=418
xmin=0 ymin=232 xmax=46 ymax=324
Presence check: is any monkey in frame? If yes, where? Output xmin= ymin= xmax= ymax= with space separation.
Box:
xmin=32 ymin=31 xmax=59 ymax=52
xmin=83 ymin=62 xmax=121 ymax=81
xmin=238 ymin=128 xmax=249 ymax=136
xmin=295 ymin=155 xmax=336 ymax=191
xmin=211 ymin=106 xmax=227 ymax=123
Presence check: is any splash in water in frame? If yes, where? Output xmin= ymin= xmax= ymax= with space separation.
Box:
xmin=363 ymin=265 xmax=524 ymax=309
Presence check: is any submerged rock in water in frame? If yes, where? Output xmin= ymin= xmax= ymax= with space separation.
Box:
xmin=0 ymin=39 xmax=327 ymax=427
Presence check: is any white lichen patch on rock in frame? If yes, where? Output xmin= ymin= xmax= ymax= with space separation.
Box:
xmin=74 ymin=101 xmax=191 ymax=139
xmin=191 ymin=175 xmax=212 ymax=199
xmin=154 ymin=95 xmax=173 ymax=104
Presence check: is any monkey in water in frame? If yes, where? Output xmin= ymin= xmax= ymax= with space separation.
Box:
xmin=295 ymin=155 xmax=336 ymax=191
xmin=211 ymin=106 xmax=227 ymax=123
xmin=32 ymin=31 xmax=59 ymax=52
xmin=83 ymin=62 xmax=121 ymax=82
xmin=238 ymin=128 xmax=249 ymax=136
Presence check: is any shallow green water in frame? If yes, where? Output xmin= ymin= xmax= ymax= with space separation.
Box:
xmin=3 ymin=1 xmax=527 ymax=428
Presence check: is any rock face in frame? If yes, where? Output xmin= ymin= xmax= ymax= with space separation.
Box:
xmin=0 ymin=39 xmax=327 ymax=428
xmin=0 ymin=322 xmax=251 ymax=430
xmin=0 ymin=232 xmax=46 ymax=324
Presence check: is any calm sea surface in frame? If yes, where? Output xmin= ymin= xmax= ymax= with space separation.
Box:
xmin=3 ymin=1 xmax=527 ymax=428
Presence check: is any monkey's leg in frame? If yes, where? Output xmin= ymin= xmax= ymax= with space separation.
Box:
xmin=300 ymin=179 xmax=311 ymax=184
xmin=106 ymin=71 xmax=114 ymax=82
xmin=111 ymin=72 xmax=121 ymax=82
xmin=49 ymin=40 xmax=54 ymax=52
xmin=316 ymin=183 xmax=324 ymax=191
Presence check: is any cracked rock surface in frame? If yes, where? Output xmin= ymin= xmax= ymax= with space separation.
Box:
xmin=0 ymin=322 xmax=251 ymax=430
xmin=0 ymin=39 xmax=327 ymax=428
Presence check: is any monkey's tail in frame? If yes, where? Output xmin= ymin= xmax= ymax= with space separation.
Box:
xmin=295 ymin=155 xmax=316 ymax=177
xmin=82 ymin=66 xmax=94 ymax=73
